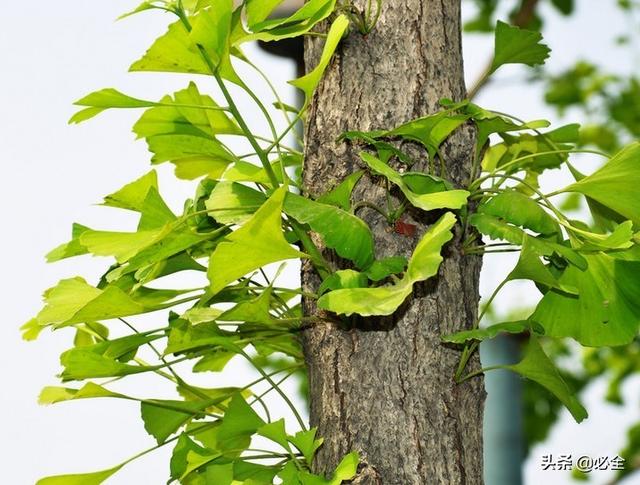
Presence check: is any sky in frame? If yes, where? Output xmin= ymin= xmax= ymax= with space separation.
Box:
xmin=0 ymin=1 xmax=638 ymax=484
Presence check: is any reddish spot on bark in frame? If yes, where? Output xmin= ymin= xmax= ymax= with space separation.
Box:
xmin=394 ymin=219 xmax=417 ymax=237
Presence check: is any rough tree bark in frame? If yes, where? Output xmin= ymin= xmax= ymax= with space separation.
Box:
xmin=301 ymin=1 xmax=485 ymax=484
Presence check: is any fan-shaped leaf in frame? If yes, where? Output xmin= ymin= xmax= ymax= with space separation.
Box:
xmin=318 ymin=212 xmax=456 ymax=316
xmin=284 ymin=193 xmax=375 ymax=269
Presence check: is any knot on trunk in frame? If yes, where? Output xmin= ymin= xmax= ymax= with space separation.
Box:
xmin=349 ymin=460 xmax=383 ymax=485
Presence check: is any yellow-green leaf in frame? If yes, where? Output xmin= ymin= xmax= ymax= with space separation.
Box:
xmin=208 ymin=187 xmax=305 ymax=294
xmin=289 ymin=15 xmax=349 ymax=105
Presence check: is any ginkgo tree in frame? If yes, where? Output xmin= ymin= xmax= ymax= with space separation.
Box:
xmin=24 ymin=0 xmax=640 ymax=483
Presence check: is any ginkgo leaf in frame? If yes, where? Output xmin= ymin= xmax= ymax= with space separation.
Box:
xmin=288 ymin=428 xmax=324 ymax=464
xmin=318 ymin=212 xmax=456 ymax=316
xmin=387 ymin=112 xmax=469 ymax=157
xmin=360 ymin=152 xmax=470 ymax=211
xmin=318 ymin=269 xmax=368 ymax=295
xmin=130 ymin=20 xmax=209 ymax=75
xmin=60 ymin=348 xmax=156 ymax=381
xmin=222 ymin=159 xmax=288 ymax=184
xmin=490 ymin=21 xmax=551 ymax=73
xmin=173 ymin=82 xmax=240 ymax=136
xmin=479 ymin=190 xmax=560 ymax=236
xmin=257 ymin=418 xmax=292 ymax=451
xmin=46 ymin=223 xmax=91 ymax=262
xmin=284 ymin=193 xmax=375 ymax=269
xmin=69 ymin=88 xmax=156 ymax=123
xmin=102 ymin=170 xmax=159 ymax=212
xmin=34 ymin=278 xmax=143 ymax=327
xmin=245 ymin=0 xmax=285 ymax=28
xmin=190 ymin=0 xmax=234 ymax=70
xmin=508 ymin=238 xmax=578 ymax=295
xmin=441 ymin=320 xmax=533 ymax=344
xmin=79 ymin=228 xmax=165 ymax=263
xmin=332 ymin=452 xmax=360 ymax=483
xmin=37 ymin=466 xmax=124 ymax=485
xmin=141 ymin=399 xmax=207 ymax=444
xmin=39 ymin=382 xmax=126 ymax=405
xmin=531 ymin=252 xmax=640 ymax=346
xmin=316 ymin=170 xmax=364 ymax=211
xmin=206 ymin=181 xmax=266 ymax=224
xmin=563 ymin=143 xmax=640 ymax=225
xmin=218 ymin=287 xmax=276 ymax=325
xmin=364 ymin=256 xmax=407 ymax=281
xmin=216 ymin=394 xmax=266 ymax=442
xmin=506 ymin=337 xmax=587 ymax=422
xmin=290 ymin=15 xmax=349 ymax=105
xmin=208 ymin=187 xmax=305 ymax=294
xmin=469 ymin=213 xmax=588 ymax=270
xmin=241 ymin=0 xmax=337 ymax=44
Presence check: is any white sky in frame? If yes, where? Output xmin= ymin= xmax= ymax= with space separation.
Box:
xmin=1 ymin=1 xmax=638 ymax=484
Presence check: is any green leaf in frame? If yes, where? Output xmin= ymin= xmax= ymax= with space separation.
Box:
xmin=107 ymin=227 xmax=216 ymax=283
xmin=506 ymin=337 xmax=587 ymax=422
xmin=79 ymin=228 xmax=165 ymax=263
xmin=468 ymin=106 xmax=550 ymax=151
xmin=37 ymin=466 xmax=124 ymax=485
xmin=222 ymin=160 xmax=287 ymax=185
xmin=206 ymin=181 xmax=266 ymax=225
xmin=316 ymin=171 xmax=364 ymax=211
xmin=288 ymin=428 xmax=323 ymax=464
xmin=290 ymin=15 xmax=349 ymax=105
xmin=242 ymin=0 xmax=338 ymax=45
xmin=318 ymin=212 xmax=456 ymax=316
xmin=563 ymin=143 xmax=640 ymax=225
xmin=296 ymin=451 xmax=359 ymax=485
xmin=257 ymin=418 xmax=291 ymax=451
xmin=479 ymin=190 xmax=560 ymax=236
xmin=442 ymin=320 xmax=533 ymax=344
xmin=332 ymin=451 xmax=360 ymax=483
xmin=145 ymin=133 xmax=236 ymax=167
xmin=284 ymin=193 xmax=375 ymax=269
xmin=531 ymin=252 xmax=640 ymax=346
xmin=318 ymin=270 xmax=368 ymax=295
xmin=387 ymin=112 xmax=469 ymax=157
xmin=59 ymin=335 xmax=162 ymax=380
xmin=204 ymin=463 xmax=234 ymax=485
xmin=218 ymin=287 xmax=276 ymax=325
xmin=217 ymin=394 xmax=266 ymax=443
xmin=69 ymin=88 xmax=155 ymax=123
xmin=208 ymin=187 xmax=305 ymax=295
xmin=141 ymin=399 xmax=206 ymax=444
xmin=130 ymin=20 xmax=209 ymax=75
xmin=102 ymin=170 xmax=159 ymax=212
xmin=137 ymin=187 xmax=177 ymax=230
xmin=246 ymin=0 xmax=285 ymax=28
xmin=359 ymin=152 xmax=469 ymax=211
xmin=33 ymin=278 xmax=149 ymax=330
xmin=340 ymin=130 xmax=414 ymax=165
xmin=469 ymin=213 xmax=588 ymax=270
xmin=364 ymin=256 xmax=408 ymax=282
xmin=189 ymin=0 xmax=234 ymax=71
xmin=491 ymin=21 xmax=551 ymax=73
xmin=46 ymin=223 xmax=91 ymax=262
xmin=38 ymin=382 xmax=125 ymax=405
xmin=508 ymin=238 xmax=578 ymax=295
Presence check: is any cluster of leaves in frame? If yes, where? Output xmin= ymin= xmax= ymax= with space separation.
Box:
xmin=25 ymin=0 xmax=640 ymax=484
xmin=27 ymin=1 xmax=360 ymax=483
xmin=465 ymin=1 xmax=640 ymax=477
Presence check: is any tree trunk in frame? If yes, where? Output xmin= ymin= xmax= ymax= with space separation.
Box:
xmin=300 ymin=1 xmax=485 ymax=484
